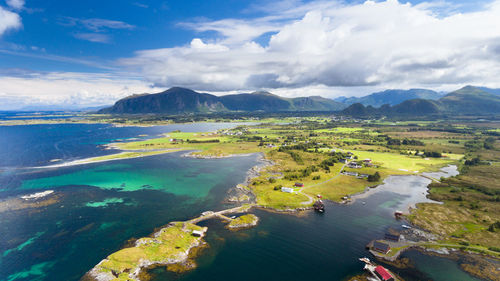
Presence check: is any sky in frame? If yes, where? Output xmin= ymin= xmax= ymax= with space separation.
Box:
xmin=0 ymin=0 xmax=500 ymax=110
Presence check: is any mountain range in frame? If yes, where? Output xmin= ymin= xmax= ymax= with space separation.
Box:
xmin=341 ymin=86 xmax=500 ymax=116
xmin=99 ymin=86 xmax=500 ymax=116
xmin=99 ymin=87 xmax=346 ymax=114
xmin=334 ymin=89 xmax=444 ymax=107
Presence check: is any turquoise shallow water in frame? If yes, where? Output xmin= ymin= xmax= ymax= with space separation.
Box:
xmin=19 ymin=156 xmax=242 ymax=197
xmin=0 ymin=123 xmax=484 ymax=281
xmin=0 ymin=152 xmax=261 ymax=281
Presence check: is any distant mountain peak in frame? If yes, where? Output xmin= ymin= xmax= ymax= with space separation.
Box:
xmin=250 ymin=91 xmax=275 ymax=96
xmin=334 ymin=88 xmax=442 ymax=108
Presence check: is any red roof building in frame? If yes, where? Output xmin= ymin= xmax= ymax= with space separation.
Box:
xmin=375 ymin=266 xmax=394 ymax=281
xmin=294 ymin=182 xmax=304 ymax=187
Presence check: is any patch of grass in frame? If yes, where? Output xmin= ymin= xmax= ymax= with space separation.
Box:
xmin=228 ymin=214 xmax=258 ymax=228
xmin=304 ymin=175 xmax=373 ymax=202
xmin=352 ymin=150 xmax=460 ymax=172
xmin=96 ymin=222 xmax=205 ymax=280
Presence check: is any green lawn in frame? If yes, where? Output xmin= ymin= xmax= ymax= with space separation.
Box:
xmin=352 ymin=151 xmax=461 ymax=172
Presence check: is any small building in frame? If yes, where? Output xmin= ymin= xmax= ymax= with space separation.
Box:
xmin=374 ymin=266 xmax=394 ymax=281
xmin=192 ymin=230 xmax=204 ymax=237
xmin=363 ymin=159 xmax=372 ymax=163
xmin=294 ymin=182 xmax=304 ymax=187
xmin=281 ymin=187 xmax=294 ymax=193
xmin=348 ymin=163 xmax=362 ymax=169
xmin=394 ymin=210 xmax=403 ymax=218
xmin=372 ymin=241 xmax=391 ymax=254
xmin=340 ymin=159 xmax=347 ymax=164
xmin=343 ymin=171 xmax=358 ymax=177
xmin=359 ymin=174 xmax=370 ymax=178
xmin=385 ymin=231 xmax=401 ymax=242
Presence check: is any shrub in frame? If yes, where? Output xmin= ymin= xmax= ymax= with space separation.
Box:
xmin=367 ymin=172 xmax=381 ymax=182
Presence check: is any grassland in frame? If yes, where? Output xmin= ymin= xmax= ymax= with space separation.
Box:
xmin=408 ymin=140 xmax=500 ymax=254
xmin=107 ymin=119 xmax=465 ymax=210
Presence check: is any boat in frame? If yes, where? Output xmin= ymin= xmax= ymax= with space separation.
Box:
xmin=401 ymin=224 xmax=411 ymax=229
xmin=313 ymin=200 xmax=325 ymax=213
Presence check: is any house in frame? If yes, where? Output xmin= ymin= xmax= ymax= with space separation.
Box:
xmin=281 ymin=187 xmax=294 ymax=193
xmin=372 ymin=241 xmax=391 ymax=254
xmin=363 ymin=159 xmax=372 ymax=163
xmin=374 ymin=266 xmax=394 ymax=281
xmin=192 ymin=230 xmax=204 ymax=237
xmin=343 ymin=171 xmax=358 ymax=177
xmin=385 ymin=232 xmax=401 ymax=242
xmin=340 ymin=159 xmax=347 ymax=164
xmin=294 ymin=182 xmax=304 ymax=187
xmin=359 ymin=174 xmax=370 ymax=178
xmin=348 ymin=163 xmax=362 ymax=169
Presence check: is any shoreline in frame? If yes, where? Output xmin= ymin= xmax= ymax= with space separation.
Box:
xmin=34 ymin=149 xmax=181 ymax=169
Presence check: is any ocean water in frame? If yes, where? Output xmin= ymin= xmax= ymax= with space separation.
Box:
xmin=0 ymin=123 xmax=482 ymax=281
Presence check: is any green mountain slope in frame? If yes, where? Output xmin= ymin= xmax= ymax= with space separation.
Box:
xmin=440 ymin=86 xmax=500 ymax=114
xmin=99 ymin=87 xmax=226 ymax=114
xmin=220 ymin=91 xmax=292 ymax=111
xmin=100 ymin=88 xmax=346 ymax=114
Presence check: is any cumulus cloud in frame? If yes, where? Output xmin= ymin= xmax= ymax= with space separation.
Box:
xmin=0 ymin=6 xmax=21 ymax=36
xmin=119 ymin=0 xmax=500 ymax=94
xmin=0 ymin=72 xmax=161 ymax=110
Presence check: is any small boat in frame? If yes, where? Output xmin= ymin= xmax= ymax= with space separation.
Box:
xmin=402 ymin=224 xmax=411 ymax=229
xmin=313 ymin=200 xmax=325 ymax=213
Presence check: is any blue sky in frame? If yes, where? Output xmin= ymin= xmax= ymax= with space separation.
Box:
xmin=0 ymin=0 xmax=499 ymax=109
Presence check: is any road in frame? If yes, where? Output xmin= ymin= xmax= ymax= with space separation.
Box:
xmin=298 ymin=163 xmax=346 ymax=205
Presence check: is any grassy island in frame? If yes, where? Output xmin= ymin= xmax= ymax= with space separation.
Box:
xmin=87 ymin=222 xmax=206 ymax=281
xmin=227 ymin=214 xmax=259 ymax=229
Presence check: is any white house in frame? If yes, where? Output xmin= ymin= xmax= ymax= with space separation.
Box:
xmin=281 ymin=187 xmax=294 ymax=193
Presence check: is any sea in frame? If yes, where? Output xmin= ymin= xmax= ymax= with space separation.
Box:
xmin=0 ymin=120 xmax=482 ymax=281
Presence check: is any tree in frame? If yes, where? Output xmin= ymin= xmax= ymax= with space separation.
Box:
xmin=368 ymin=172 xmax=381 ymax=182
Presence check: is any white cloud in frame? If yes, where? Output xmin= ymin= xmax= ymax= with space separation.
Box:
xmin=60 ymin=17 xmax=135 ymax=32
xmin=74 ymin=32 xmax=111 ymax=43
xmin=118 ymin=0 xmax=500 ymax=96
xmin=6 ymin=0 xmax=24 ymax=10
xmin=0 ymin=72 xmax=162 ymax=110
xmin=0 ymin=6 xmax=21 ymax=36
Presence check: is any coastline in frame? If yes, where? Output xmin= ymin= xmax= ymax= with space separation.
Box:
xmin=34 ymin=149 xmax=182 ymax=169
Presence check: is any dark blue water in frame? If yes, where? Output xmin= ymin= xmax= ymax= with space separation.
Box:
xmin=0 ymin=123 xmax=483 ymax=281
xmin=0 ymin=123 xmax=249 ymax=167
